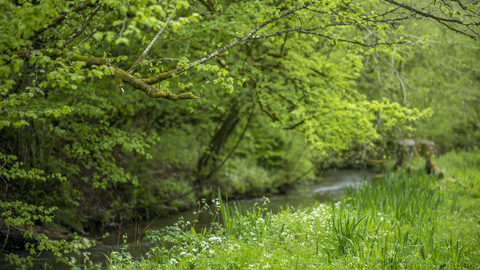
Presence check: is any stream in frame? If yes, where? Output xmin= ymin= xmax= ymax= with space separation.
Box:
xmin=1 ymin=169 xmax=373 ymax=269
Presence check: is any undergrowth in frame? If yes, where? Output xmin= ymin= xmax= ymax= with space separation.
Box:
xmin=107 ymin=151 xmax=480 ymax=269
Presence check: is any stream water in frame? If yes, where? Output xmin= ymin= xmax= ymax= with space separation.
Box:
xmin=1 ymin=169 xmax=373 ymax=269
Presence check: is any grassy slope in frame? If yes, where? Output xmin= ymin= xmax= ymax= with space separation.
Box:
xmin=108 ymin=151 xmax=480 ymax=270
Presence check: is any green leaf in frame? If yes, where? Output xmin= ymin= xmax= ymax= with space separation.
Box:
xmin=61 ymin=106 xmax=70 ymax=115
xmin=0 ymin=120 xmax=11 ymax=129
xmin=115 ymin=37 xmax=130 ymax=45
xmin=93 ymin=32 xmax=104 ymax=41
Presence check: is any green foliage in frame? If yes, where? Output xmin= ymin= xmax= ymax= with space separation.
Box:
xmin=358 ymin=18 xmax=480 ymax=151
xmin=107 ymin=150 xmax=480 ymax=269
xmin=0 ymin=201 xmax=94 ymax=269
xmin=1 ymin=0 xmax=478 ymax=267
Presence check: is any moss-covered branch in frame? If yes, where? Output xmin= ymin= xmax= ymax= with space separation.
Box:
xmin=114 ymin=68 xmax=199 ymax=100
xmin=9 ymin=50 xmax=200 ymax=101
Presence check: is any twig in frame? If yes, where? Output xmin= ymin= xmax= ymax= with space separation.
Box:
xmin=284 ymin=120 xmax=305 ymax=130
xmin=1 ymin=223 xmax=9 ymax=253
xmin=128 ymin=7 xmax=177 ymax=74
xmin=141 ymin=1 xmax=317 ymax=85
xmin=119 ymin=13 xmax=127 ymax=38
xmin=33 ymin=1 xmax=95 ymax=37
xmin=297 ymin=30 xmax=412 ymax=47
xmin=383 ymin=0 xmax=479 ymax=25
xmin=383 ymin=0 xmax=479 ymax=39
xmin=1 ymin=155 xmax=9 ymax=197
xmin=142 ymin=58 xmax=181 ymax=63
xmin=70 ymin=8 xmax=117 ymax=51
xmin=250 ymin=22 xmax=357 ymax=40
xmin=65 ymin=4 xmax=102 ymax=45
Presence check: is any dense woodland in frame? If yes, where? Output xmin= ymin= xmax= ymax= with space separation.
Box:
xmin=1 ymin=0 xmax=480 ymax=268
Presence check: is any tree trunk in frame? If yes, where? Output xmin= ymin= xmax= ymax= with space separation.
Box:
xmin=196 ymin=103 xmax=240 ymax=186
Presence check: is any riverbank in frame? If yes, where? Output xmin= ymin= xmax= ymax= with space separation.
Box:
xmin=1 ymin=170 xmax=374 ymax=269
xmin=107 ymin=151 xmax=480 ymax=269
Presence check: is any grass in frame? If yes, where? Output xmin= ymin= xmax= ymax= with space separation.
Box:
xmin=107 ymin=151 xmax=480 ymax=269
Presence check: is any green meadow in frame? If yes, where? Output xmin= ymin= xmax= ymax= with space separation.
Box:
xmin=106 ymin=151 xmax=480 ymax=270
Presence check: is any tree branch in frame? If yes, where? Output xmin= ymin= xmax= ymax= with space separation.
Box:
xmin=297 ymin=30 xmax=411 ymax=47
xmin=10 ymin=50 xmax=199 ymax=101
xmin=383 ymin=0 xmax=478 ymax=25
xmin=65 ymin=4 xmax=102 ymax=46
xmin=383 ymin=0 xmax=480 ymax=39
xmin=113 ymin=68 xmax=199 ymax=100
xmin=138 ymin=1 xmax=419 ymax=85
xmin=33 ymin=1 xmax=96 ymax=37
xmin=199 ymin=0 xmax=218 ymax=12
xmin=128 ymin=7 xmax=177 ymax=74
xmin=251 ymin=22 xmax=357 ymax=40
xmin=141 ymin=1 xmax=317 ymax=85
xmin=284 ymin=120 xmax=305 ymax=130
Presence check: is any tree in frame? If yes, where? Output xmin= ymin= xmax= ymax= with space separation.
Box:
xmin=355 ymin=1 xmax=480 ymax=152
xmin=383 ymin=0 xmax=480 ymax=40
xmin=2 ymin=0 xmax=475 ymax=266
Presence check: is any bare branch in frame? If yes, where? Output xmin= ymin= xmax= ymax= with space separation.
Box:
xmin=128 ymin=7 xmax=177 ymax=74
xmin=65 ymin=4 xmax=102 ymax=46
xmin=383 ymin=0 xmax=478 ymax=25
xmin=297 ymin=30 xmax=411 ymax=47
xmin=383 ymin=0 xmax=480 ymax=39
xmin=118 ymin=13 xmax=128 ymax=38
xmin=284 ymin=120 xmax=305 ymax=130
xmin=434 ymin=18 xmax=476 ymax=39
xmin=34 ymin=1 xmax=96 ymax=37
xmin=142 ymin=58 xmax=181 ymax=63
xmin=367 ymin=14 xmax=415 ymax=23
xmin=251 ymin=22 xmax=357 ymax=40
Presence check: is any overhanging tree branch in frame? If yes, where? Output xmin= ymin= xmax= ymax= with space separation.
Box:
xmin=138 ymin=1 xmax=418 ymax=85
xmin=10 ymin=50 xmax=199 ymax=101
xmin=297 ymin=30 xmax=412 ymax=47
xmin=383 ymin=0 xmax=478 ymax=25
xmin=383 ymin=0 xmax=480 ymax=39
xmin=128 ymin=7 xmax=177 ymax=74
xmin=250 ymin=22 xmax=358 ymax=40
xmin=140 ymin=1 xmax=317 ymax=85
xmin=284 ymin=120 xmax=305 ymax=130
xmin=34 ymin=1 xmax=96 ymax=37
xmin=65 ymin=4 xmax=102 ymax=46
xmin=10 ymin=0 xmax=468 ymax=102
